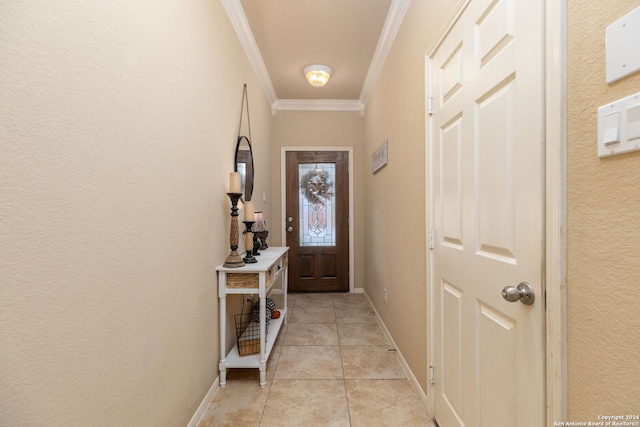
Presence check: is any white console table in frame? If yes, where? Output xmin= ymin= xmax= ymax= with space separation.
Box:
xmin=216 ymin=247 xmax=289 ymax=388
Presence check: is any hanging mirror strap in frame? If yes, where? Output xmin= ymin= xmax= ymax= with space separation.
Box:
xmin=237 ymin=83 xmax=252 ymax=142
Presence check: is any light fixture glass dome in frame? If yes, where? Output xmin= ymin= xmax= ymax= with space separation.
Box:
xmin=304 ymin=64 xmax=332 ymax=88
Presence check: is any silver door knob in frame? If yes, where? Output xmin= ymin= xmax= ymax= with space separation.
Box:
xmin=501 ymin=282 xmax=535 ymax=305
xmin=287 ymin=226 xmax=293 ymax=233
xmin=287 ymin=216 xmax=293 ymax=223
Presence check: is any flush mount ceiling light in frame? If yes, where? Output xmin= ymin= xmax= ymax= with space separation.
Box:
xmin=304 ymin=64 xmax=332 ymax=88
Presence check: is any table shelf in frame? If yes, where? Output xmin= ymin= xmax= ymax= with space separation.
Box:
xmin=216 ymin=247 xmax=289 ymax=388
xmin=221 ymin=308 xmax=286 ymax=368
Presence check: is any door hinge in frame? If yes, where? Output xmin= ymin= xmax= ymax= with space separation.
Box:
xmin=427 ymin=96 xmax=434 ymax=115
xmin=429 ymin=363 xmax=436 ymax=384
xmin=429 ymin=229 xmax=435 ymax=249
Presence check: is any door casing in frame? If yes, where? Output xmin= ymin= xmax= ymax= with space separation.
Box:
xmin=424 ymin=0 xmax=567 ymax=424
xmin=281 ymin=146 xmax=355 ymax=293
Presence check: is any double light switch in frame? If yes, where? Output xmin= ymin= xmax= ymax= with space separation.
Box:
xmin=598 ymin=91 xmax=640 ymax=158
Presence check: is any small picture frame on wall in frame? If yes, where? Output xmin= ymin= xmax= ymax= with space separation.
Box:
xmin=372 ymin=139 xmax=388 ymax=174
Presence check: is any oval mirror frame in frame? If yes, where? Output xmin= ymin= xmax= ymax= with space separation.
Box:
xmin=234 ymin=136 xmax=254 ymax=202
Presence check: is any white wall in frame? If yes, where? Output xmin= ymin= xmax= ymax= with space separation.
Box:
xmin=0 ymin=1 xmax=272 ymax=425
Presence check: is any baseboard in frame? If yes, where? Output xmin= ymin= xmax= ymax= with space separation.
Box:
xmin=361 ymin=291 xmax=429 ymax=410
xmin=271 ymin=288 xmax=364 ymax=294
xmin=186 ymin=376 xmax=219 ymax=427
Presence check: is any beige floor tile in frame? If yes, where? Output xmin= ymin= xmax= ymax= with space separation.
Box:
xmin=294 ymin=293 xmax=336 ymax=308
xmin=283 ymin=322 xmax=339 ymax=346
xmin=341 ymin=345 xmax=406 ymax=380
xmin=261 ymin=379 xmax=350 ymax=427
xmin=274 ymin=345 xmax=344 ymax=380
xmin=198 ymin=380 xmax=270 ymax=427
xmin=202 ymin=292 xmax=436 ymax=426
xmin=289 ymin=305 xmax=336 ymax=323
xmin=335 ymin=306 xmax=379 ymax=324
xmin=286 ymin=293 xmax=297 ymax=307
xmin=345 ymin=379 xmax=432 ymax=427
xmin=338 ymin=322 xmax=389 ymax=346
xmin=333 ymin=293 xmax=371 ymax=309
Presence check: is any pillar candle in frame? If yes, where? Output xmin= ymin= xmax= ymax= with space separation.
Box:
xmin=229 ymin=172 xmax=241 ymax=193
xmin=244 ymin=201 xmax=255 ymax=221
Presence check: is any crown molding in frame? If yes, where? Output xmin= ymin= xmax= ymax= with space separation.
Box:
xmin=223 ymin=0 xmax=410 ymax=114
xmin=359 ymin=0 xmax=412 ymax=107
xmin=221 ymin=0 xmax=277 ymax=105
xmin=274 ymin=99 xmax=365 ymax=116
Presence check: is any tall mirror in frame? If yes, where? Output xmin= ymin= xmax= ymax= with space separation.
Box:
xmin=234 ymin=136 xmax=254 ymax=202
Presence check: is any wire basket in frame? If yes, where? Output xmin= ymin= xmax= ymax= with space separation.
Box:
xmin=234 ymin=312 xmax=268 ymax=356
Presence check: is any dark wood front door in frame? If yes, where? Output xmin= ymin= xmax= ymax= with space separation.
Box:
xmin=285 ymin=151 xmax=349 ymax=292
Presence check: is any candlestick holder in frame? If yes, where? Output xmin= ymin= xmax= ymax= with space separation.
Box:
xmin=252 ymin=233 xmax=260 ymax=256
xmin=242 ymin=220 xmax=257 ymax=263
xmin=223 ymin=192 xmax=245 ymax=268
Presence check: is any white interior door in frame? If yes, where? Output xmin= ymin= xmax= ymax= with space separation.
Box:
xmin=428 ymin=0 xmax=545 ymax=425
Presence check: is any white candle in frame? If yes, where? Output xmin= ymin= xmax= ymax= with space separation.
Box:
xmin=244 ymin=201 xmax=255 ymax=221
xmin=229 ymin=172 xmax=241 ymax=193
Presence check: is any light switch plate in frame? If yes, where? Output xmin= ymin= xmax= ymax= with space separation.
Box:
xmin=606 ymin=6 xmax=640 ymax=84
xmin=598 ymin=91 xmax=640 ymax=158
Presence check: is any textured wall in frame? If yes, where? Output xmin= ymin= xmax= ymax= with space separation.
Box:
xmin=0 ymin=1 xmax=271 ymax=425
xmin=566 ymin=0 xmax=640 ymax=418
xmin=362 ymin=0 xmax=459 ymax=392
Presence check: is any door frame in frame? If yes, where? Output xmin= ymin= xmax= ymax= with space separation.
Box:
xmin=281 ymin=146 xmax=355 ymax=293
xmin=424 ymin=0 xmax=567 ymax=425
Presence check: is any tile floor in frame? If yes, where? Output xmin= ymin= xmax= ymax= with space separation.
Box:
xmin=198 ymin=293 xmax=435 ymax=427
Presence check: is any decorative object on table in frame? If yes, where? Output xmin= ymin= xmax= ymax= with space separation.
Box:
xmin=242 ymin=200 xmax=257 ymax=264
xmin=242 ymin=201 xmax=257 ymax=263
xmin=242 ymin=220 xmax=256 ymax=263
xmin=235 ymin=300 xmax=268 ymax=357
xmin=252 ymin=297 xmax=276 ymax=324
xmin=235 ymin=312 xmax=261 ymax=356
xmin=223 ymin=172 xmax=245 ymax=268
xmin=252 ymin=210 xmax=269 ymax=251
xmin=251 ymin=231 xmax=261 ymax=256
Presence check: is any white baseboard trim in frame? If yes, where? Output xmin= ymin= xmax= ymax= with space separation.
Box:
xmin=362 ymin=291 xmax=429 ymax=410
xmin=272 ymin=288 xmax=364 ymax=294
xmin=186 ymin=376 xmax=219 ymax=427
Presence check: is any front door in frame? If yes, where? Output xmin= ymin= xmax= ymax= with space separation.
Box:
xmin=285 ymin=151 xmax=349 ymax=293
xmin=429 ymin=0 xmax=545 ymax=425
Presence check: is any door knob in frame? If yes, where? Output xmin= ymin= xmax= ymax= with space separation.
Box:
xmin=287 ymin=226 xmax=294 ymax=233
xmin=287 ymin=216 xmax=293 ymax=223
xmin=501 ymin=282 xmax=535 ymax=305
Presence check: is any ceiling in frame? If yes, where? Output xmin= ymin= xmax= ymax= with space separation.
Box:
xmin=223 ymin=0 xmax=412 ymax=113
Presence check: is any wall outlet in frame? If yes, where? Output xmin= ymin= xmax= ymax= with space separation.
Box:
xmin=384 ymin=288 xmax=388 ymax=304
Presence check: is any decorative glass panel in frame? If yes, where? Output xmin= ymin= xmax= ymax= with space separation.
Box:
xmin=299 ymin=163 xmax=336 ymax=247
